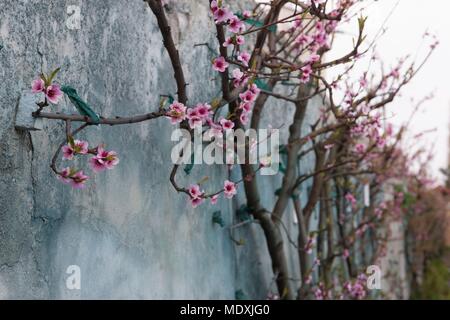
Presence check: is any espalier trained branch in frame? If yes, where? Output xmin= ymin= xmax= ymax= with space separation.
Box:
xmin=28 ymin=0 xmax=438 ymax=300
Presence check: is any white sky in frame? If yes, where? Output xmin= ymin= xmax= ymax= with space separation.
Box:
xmin=361 ymin=0 xmax=450 ymax=183
xmin=254 ymin=0 xmax=449 ymax=182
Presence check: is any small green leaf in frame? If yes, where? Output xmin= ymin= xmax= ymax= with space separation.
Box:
xmin=184 ymin=163 xmax=194 ymax=175
xmin=168 ymin=95 xmax=175 ymax=104
xmin=184 ymin=153 xmax=195 ymax=175
xmin=47 ymin=67 xmax=61 ymax=84
xmin=279 ymin=145 xmax=288 ymax=155
xmin=236 ymin=13 xmax=277 ymax=32
xmin=212 ymin=211 xmax=225 ymax=227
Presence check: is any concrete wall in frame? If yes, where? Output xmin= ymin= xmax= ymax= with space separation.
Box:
xmin=0 ymin=0 xmax=318 ymax=299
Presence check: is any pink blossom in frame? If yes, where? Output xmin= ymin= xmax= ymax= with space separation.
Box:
xmin=386 ymin=123 xmax=393 ymax=136
xmin=62 ymin=140 xmax=89 ymax=160
xmin=239 ymin=102 xmax=252 ymax=113
xmin=70 ymin=170 xmax=89 ymax=189
xmin=219 ymin=118 xmax=235 ymax=131
xmin=223 ymin=180 xmax=237 ymax=199
xmin=211 ymin=194 xmax=219 ymax=205
xmin=308 ymin=54 xmax=320 ymax=64
xmin=190 ymin=197 xmax=204 ymax=208
xmin=98 ymin=148 xmax=119 ymax=170
xmin=212 ymin=56 xmax=229 ymax=73
xmin=228 ymin=15 xmax=245 ymax=33
xmin=45 ymin=84 xmax=62 ymax=104
xmin=305 ymin=275 xmax=312 ymax=285
xmin=188 ymin=184 xmax=204 ymax=199
xmin=206 ymin=119 xmax=223 ymax=138
xmin=188 ymin=116 xmax=203 ymax=129
xmin=223 ymin=37 xmax=233 ymax=47
xmin=240 ymin=112 xmax=249 ymax=125
xmin=195 ymin=103 xmax=213 ymax=120
xmin=292 ymin=18 xmax=302 ymax=29
xmin=32 ymin=78 xmax=45 ymax=93
xmin=89 ymin=156 xmax=107 ymax=173
xmin=355 ymin=143 xmax=366 ymax=154
xmin=300 ymin=64 xmax=313 ymax=83
xmin=232 ymin=70 xmax=248 ymax=88
xmin=89 ymin=147 xmax=119 ymax=172
xmin=188 ymin=183 xmax=205 ymax=208
xmin=239 ymin=90 xmax=257 ymax=103
xmin=186 ymin=108 xmax=198 ymax=118
xmin=214 ymin=7 xmax=233 ymax=24
xmin=236 ymin=35 xmax=245 ymax=45
xmin=242 ymin=10 xmax=252 ymax=19
xmin=305 ymin=236 xmax=316 ymax=254
xmin=167 ymin=101 xmax=187 ymax=124
xmin=74 ymin=140 xmax=88 ymax=154
xmin=390 ymin=68 xmax=400 ymax=79
xmin=295 ymin=34 xmax=312 ymax=46
xmin=210 ymin=0 xmax=218 ymax=13
xmin=249 ymin=83 xmax=261 ymax=95
xmin=58 ymin=167 xmax=72 ymax=184
xmin=187 ymin=108 xmax=203 ymax=129
xmin=267 ymin=293 xmax=280 ymax=300
xmin=232 ymin=69 xmax=244 ymax=80
xmin=62 ymin=145 xmax=75 ymax=160
xmin=314 ymin=288 xmax=324 ymax=300
xmin=237 ymin=51 xmax=251 ymax=66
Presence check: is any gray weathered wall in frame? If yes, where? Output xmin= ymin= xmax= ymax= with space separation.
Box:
xmin=0 ymin=0 xmax=318 ymax=299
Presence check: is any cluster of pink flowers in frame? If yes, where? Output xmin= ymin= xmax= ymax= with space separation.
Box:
xmin=89 ymin=147 xmax=120 ymax=173
xmin=238 ymin=83 xmax=260 ymax=125
xmin=188 ymin=184 xmax=206 ymax=208
xmin=60 ymin=140 xmax=119 ymax=189
xmin=223 ymin=180 xmax=237 ymax=199
xmin=354 ymin=143 xmax=366 ymax=154
xmin=291 ymin=11 xmax=340 ymax=83
xmin=62 ymin=140 xmax=89 ymax=160
xmin=313 ymin=282 xmax=329 ymax=300
xmin=374 ymin=202 xmax=387 ymax=219
xmin=186 ymin=180 xmax=237 ymax=209
xmin=164 ymin=1 xmax=265 ymax=208
xmin=32 ymin=76 xmax=62 ymax=104
xmin=166 ymin=101 xmax=187 ymax=124
xmin=343 ymin=274 xmax=368 ymax=300
xmin=58 ymin=167 xmax=90 ymax=189
xmin=210 ymin=0 xmax=251 ymax=73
